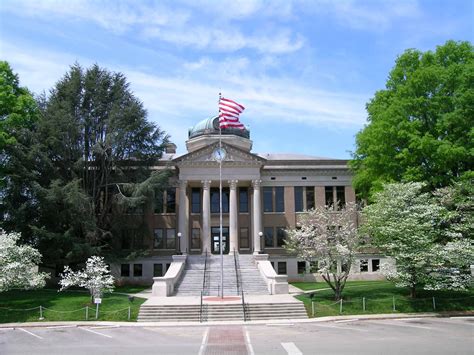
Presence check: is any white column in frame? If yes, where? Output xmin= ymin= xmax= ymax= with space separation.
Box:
xmin=228 ymin=180 xmax=238 ymax=254
xmin=201 ymin=180 xmax=211 ymax=254
xmin=252 ymin=179 xmax=262 ymax=254
xmin=178 ymin=180 xmax=188 ymax=254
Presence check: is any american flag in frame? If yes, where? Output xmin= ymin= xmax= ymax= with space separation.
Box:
xmin=219 ymin=97 xmax=245 ymax=130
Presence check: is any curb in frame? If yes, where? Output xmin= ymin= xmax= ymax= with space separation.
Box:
xmin=1 ymin=311 xmax=472 ymax=329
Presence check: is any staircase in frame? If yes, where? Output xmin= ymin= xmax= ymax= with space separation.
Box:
xmin=246 ymin=303 xmax=308 ymax=320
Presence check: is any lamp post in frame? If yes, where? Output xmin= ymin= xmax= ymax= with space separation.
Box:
xmin=258 ymin=231 xmax=263 ymax=253
xmin=177 ymin=232 xmax=182 ymax=255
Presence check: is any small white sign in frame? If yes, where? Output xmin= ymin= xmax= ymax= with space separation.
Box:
xmin=94 ymin=298 xmax=102 ymax=304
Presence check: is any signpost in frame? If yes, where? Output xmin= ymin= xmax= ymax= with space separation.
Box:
xmin=94 ymin=297 xmax=102 ymax=319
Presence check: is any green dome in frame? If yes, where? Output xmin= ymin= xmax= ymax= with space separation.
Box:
xmin=188 ymin=116 xmax=250 ymax=139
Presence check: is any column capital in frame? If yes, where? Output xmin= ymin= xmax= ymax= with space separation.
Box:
xmin=228 ymin=180 xmax=238 ymax=190
xmin=201 ymin=180 xmax=212 ymax=189
xmin=251 ymin=179 xmax=262 ymax=188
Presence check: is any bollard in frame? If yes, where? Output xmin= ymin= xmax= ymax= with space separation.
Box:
xmin=432 ymin=296 xmax=436 ymax=311
xmin=339 ymin=299 xmax=343 ymax=313
xmin=363 ymin=297 xmax=366 ymax=312
xmin=85 ymin=306 xmax=89 ymax=320
xmin=312 ymin=301 xmax=315 ymax=317
xmin=39 ymin=305 xmax=44 ymax=320
xmin=392 ymin=296 xmax=396 ymax=312
xmin=128 ymin=306 xmax=131 ymax=321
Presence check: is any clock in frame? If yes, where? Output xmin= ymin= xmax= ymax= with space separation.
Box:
xmin=213 ymin=147 xmax=227 ymax=161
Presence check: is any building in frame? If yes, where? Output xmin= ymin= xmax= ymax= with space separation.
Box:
xmin=114 ymin=116 xmax=386 ymax=287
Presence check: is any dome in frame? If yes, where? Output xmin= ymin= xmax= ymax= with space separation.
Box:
xmin=188 ymin=116 xmax=250 ymax=139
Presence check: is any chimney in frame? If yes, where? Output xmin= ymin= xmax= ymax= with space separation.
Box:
xmin=165 ymin=143 xmax=177 ymax=154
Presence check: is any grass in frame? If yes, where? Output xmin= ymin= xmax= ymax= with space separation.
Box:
xmin=291 ymin=281 xmax=474 ymax=318
xmin=0 ymin=287 xmax=147 ymax=323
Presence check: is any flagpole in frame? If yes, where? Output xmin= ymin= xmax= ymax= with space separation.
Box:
xmin=218 ymin=92 xmax=224 ymax=299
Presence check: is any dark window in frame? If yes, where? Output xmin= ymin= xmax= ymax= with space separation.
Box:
xmin=211 ymin=187 xmax=229 ymax=213
xmin=360 ymin=259 xmax=368 ymax=272
xmin=325 ymin=186 xmax=333 ymax=207
xmin=297 ymin=261 xmax=306 ymax=274
xmin=154 ymin=190 xmax=164 ymax=213
xmin=239 ymin=227 xmax=249 ymax=249
xmin=153 ymin=229 xmax=164 ymax=249
xmin=341 ymin=262 xmax=350 ymax=273
xmin=263 ymin=187 xmax=273 ymax=212
xmin=310 ymin=261 xmax=318 ymax=273
xmin=120 ymin=264 xmax=130 ymax=277
xmin=306 ymin=187 xmax=315 ymax=210
xmin=191 ymin=188 xmax=201 ymax=213
xmin=336 ymin=186 xmax=345 ymax=210
xmin=277 ymin=262 xmax=287 ymax=275
xmin=276 ymin=227 xmax=286 ymax=247
xmin=153 ymin=264 xmax=163 ymax=277
xmin=264 ymin=227 xmax=274 ymax=247
xmin=294 ymin=187 xmax=303 ymax=212
xmin=275 ymin=187 xmax=285 ymax=212
xmin=166 ymin=229 xmax=176 ymax=249
xmin=239 ymin=187 xmax=249 ymax=213
xmin=372 ymin=259 xmax=380 ymax=272
xmin=166 ymin=188 xmax=176 ymax=213
xmin=133 ymin=264 xmax=143 ymax=277
xmin=191 ymin=228 xmax=201 ymax=249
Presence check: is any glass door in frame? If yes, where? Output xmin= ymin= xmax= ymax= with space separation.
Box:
xmin=211 ymin=227 xmax=229 ymax=254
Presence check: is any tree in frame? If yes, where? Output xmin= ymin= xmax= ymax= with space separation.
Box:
xmin=361 ymin=182 xmax=473 ymax=297
xmin=351 ymin=41 xmax=474 ymax=200
xmin=59 ymin=256 xmax=114 ymax=301
xmin=0 ymin=230 xmax=49 ymax=292
xmin=285 ymin=203 xmax=363 ymax=300
xmin=1 ymin=63 xmax=170 ymax=266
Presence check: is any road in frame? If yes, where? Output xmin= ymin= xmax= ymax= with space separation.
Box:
xmin=1 ymin=317 xmax=473 ymax=354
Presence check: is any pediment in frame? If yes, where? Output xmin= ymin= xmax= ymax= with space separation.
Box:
xmin=174 ymin=142 xmax=266 ymax=167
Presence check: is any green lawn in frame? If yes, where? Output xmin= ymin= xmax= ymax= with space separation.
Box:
xmin=291 ymin=281 xmax=474 ymax=317
xmin=0 ymin=288 xmax=147 ymax=323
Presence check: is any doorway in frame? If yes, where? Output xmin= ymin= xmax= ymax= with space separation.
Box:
xmin=211 ymin=227 xmax=229 ymax=254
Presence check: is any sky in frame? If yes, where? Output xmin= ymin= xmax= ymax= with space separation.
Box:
xmin=1 ymin=0 xmax=472 ymax=159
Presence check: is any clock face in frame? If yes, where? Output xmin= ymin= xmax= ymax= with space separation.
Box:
xmin=213 ymin=148 xmax=227 ymax=161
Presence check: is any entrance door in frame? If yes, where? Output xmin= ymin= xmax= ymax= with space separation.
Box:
xmin=211 ymin=227 xmax=229 ymax=254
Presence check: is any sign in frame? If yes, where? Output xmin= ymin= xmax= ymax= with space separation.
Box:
xmin=94 ymin=298 xmax=102 ymax=304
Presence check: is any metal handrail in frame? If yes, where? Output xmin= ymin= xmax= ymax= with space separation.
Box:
xmin=202 ymin=250 xmax=209 ymax=296
xmin=241 ymin=289 xmax=247 ymax=322
xmin=200 ymin=291 xmax=203 ymax=323
xmin=233 ymin=248 xmax=240 ymax=295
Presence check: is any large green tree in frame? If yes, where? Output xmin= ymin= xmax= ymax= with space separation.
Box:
xmin=351 ymin=41 xmax=473 ymax=200
xmin=1 ymin=63 xmax=170 ymax=266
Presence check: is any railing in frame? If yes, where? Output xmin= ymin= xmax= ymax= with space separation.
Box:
xmin=233 ymin=249 xmax=247 ymax=322
xmin=241 ymin=289 xmax=247 ymax=322
xmin=200 ymin=251 xmax=209 ymax=322
xmin=199 ymin=291 xmax=203 ymax=323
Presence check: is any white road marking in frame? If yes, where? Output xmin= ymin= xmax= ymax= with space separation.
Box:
xmin=311 ymin=323 xmax=369 ymax=332
xmin=46 ymin=325 xmax=77 ymax=329
xmin=245 ymin=327 xmax=255 ymax=355
xmin=0 ymin=327 xmax=14 ymax=331
xmin=90 ymin=325 xmax=120 ymax=329
xmin=198 ymin=327 xmax=209 ymax=355
xmin=377 ymin=321 xmax=432 ymax=330
xmin=335 ymin=319 xmax=359 ymax=323
xmin=80 ymin=327 xmax=113 ymax=338
xmin=281 ymin=342 xmax=303 ymax=355
xmin=266 ymin=323 xmax=295 ymax=326
xmin=18 ymin=328 xmax=43 ymax=339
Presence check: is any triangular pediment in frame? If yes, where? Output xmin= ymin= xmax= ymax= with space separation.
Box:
xmin=174 ymin=142 xmax=266 ymax=167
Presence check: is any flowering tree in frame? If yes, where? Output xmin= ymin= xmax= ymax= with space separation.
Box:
xmin=59 ymin=256 xmax=114 ymax=301
xmin=361 ymin=182 xmax=473 ymax=298
xmin=0 ymin=230 xmax=49 ymax=291
xmin=285 ymin=202 xmax=363 ymax=300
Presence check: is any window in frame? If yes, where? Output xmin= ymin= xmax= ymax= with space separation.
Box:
xmin=360 ymin=259 xmax=368 ymax=272
xmin=264 ymin=227 xmax=274 ymax=247
xmin=336 ymin=186 xmax=345 ymax=210
xmin=371 ymin=259 xmax=380 ymax=272
xmin=239 ymin=187 xmax=249 ymax=213
xmin=277 ymin=262 xmax=287 ymax=275
xmin=276 ymin=227 xmax=286 ymax=247
xmin=211 ymin=187 xmax=229 ymax=213
xmin=294 ymin=187 xmax=303 ymax=212
xmin=120 ymin=264 xmax=130 ymax=277
xmin=295 ymin=187 xmax=315 ymax=212
xmin=133 ymin=264 xmax=143 ymax=277
xmin=239 ymin=228 xmax=249 ymax=249
xmin=297 ymin=261 xmax=306 ymax=274
xmin=166 ymin=229 xmax=176 ymax=249
xmin=153 ymin=229 xmax=164 ymax=249
xmin=264 ymin=187 xmax=285 ymax=213
xmin=306 ymin=187 xmax=315 ymax=210
xmin=155 ymin=189 xmax=176 ymax=214
xmin=153 ymin=264 xmax=163 ymax=277
xmin=191 ymin=188 xmax=201 ymax=213
xmin=325 ymin=186 xmax=346 ymax=210
xmin=191 ymin=228 xmax=201 ymax=249
xmin=309 ymin=261 xmax=318 ymax=273
xmin=325 ymin=186 xmax=334 ymax=208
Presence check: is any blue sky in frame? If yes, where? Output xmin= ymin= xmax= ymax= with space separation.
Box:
xmin=1 ymin=0 xmax=472 ymax=158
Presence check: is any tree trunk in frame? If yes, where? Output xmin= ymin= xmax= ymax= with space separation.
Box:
xmin=410 ymin=285 xmax=416 ymax=298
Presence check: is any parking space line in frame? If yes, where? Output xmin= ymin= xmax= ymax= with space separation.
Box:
xmin=0 ymin=327 xmax=14 ymax=331
xmin=245 ymin=327 xmax=255 ymax=355
xmin=80 ymin=327 xmax=113 ymax=338
xmin=312 ymin=323 xmax=369 ymax=332
xmin=46 ymin=325 xmax=77 ymax=329
xmin=281 ymin=342 xmax=303 ymax=355
xmin=18 ymin=328 xmax=43 ymax=339
xmin=90 ymin=325 xmax=120 ymax=329
xmin=198 ymin=327 xmax=209 ymax=355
